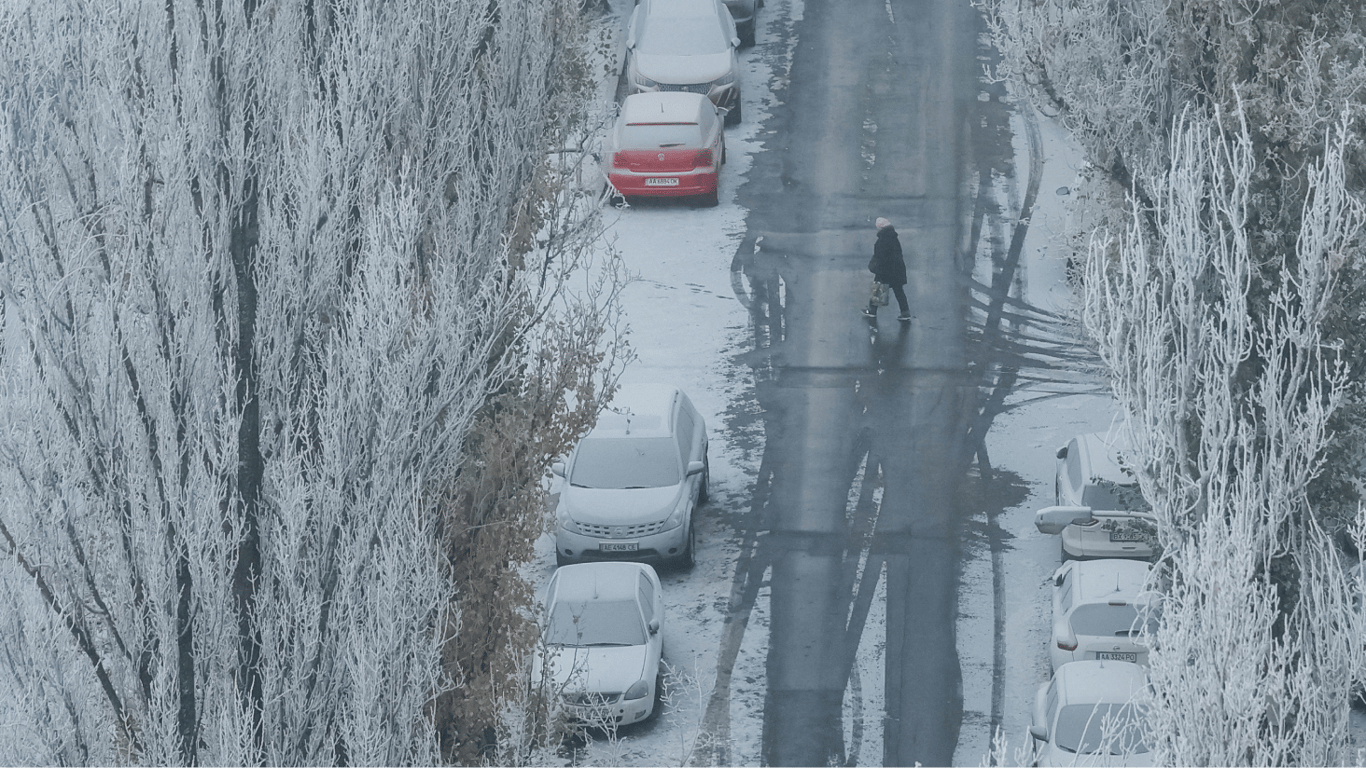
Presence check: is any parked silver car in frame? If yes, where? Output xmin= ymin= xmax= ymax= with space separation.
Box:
xmin=627 ymin=0 xmax=742 ymax=125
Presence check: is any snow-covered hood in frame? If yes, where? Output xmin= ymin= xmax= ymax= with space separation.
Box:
xmin=534 ymin=644 xmax=652 ymax=696
xmin=635 ymin=51 xmax=733 ymax=86
xmin=561 ymin=484 xmax=681 ymax=526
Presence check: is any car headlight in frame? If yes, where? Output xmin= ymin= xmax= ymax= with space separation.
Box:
xmin=663 ymin=495 xmax=689 ymax=530
xmin=633 ymin=71 xmax=659 ymax=89
xmin=624 ymin=679 xmax=651 ymax=701
xmin=557 ymin=505 xmax=580 ymax=534
xmin=710 ymin=72 xmax=736 ymax=89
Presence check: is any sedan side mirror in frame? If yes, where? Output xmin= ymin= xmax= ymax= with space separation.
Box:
xmin=551 ymin=462 xmax=566 ymax=477
xmin=1028 ymin=724 xmax=1048 ymax=742
xmin=686 ymin=460 xmax=705 ymax=477
xmin=648 ymin=619 xmax=660 ymax=635
xmin=1035 ymin=505 xmax=1094 ymax=535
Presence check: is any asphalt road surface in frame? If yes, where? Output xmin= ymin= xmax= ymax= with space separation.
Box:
xmin=725 ymin=0 xmax=984 ymax=764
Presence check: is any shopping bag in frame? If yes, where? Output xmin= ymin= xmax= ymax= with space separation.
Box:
xmin=869 ymin=281 xmax=890 ymax=307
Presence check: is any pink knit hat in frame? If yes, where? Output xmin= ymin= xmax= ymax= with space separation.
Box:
xmin=875 ymin=217 xmax=892 ymax=230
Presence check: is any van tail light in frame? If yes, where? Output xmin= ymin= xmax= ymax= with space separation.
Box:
xmin=1057 ymin=639 xmax=1078 ymax=651
xmin=693 ymin=149 xmax=713 ymax=167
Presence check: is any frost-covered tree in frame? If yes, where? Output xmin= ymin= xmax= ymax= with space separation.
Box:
xmin=1083 ymin=107 xmax=1366 ymax=765
xmin=982 ymin=0 xmax=1366 ymax=529
xmin=0 ymin=0 xmax=615 ymax=763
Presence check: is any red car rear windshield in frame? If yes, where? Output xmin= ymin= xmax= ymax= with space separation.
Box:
xmin=622 ymin=123 xmax=703 ymax=148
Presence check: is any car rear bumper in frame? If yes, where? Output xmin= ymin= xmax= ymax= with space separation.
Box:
xmin=608 ymin=170 xmax=718 ymax=198
xmin=556 ymin=522 xmax=688 ymax=563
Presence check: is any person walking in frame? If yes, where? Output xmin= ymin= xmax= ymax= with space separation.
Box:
xmin=864 ymin=216 xmax=911 ymax=321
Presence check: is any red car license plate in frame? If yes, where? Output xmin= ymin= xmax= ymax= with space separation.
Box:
xmin=645 ymin=177 xmax=680 ymax=186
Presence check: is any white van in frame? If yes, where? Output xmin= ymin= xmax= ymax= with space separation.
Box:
xmin=553 ymin=384 xmax=709 ymax=567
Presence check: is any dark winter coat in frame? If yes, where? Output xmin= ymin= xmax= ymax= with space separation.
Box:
xmin=869 ymin=226 xmax=907 ymax=286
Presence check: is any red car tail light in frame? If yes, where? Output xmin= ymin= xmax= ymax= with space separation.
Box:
xmin=1057 ymin=639 xmax=1078 ymax=651
xmin=612 ymin=152 xmax=630 ymax=169
xmin=693 ymin=149 xmax=714 ymax=167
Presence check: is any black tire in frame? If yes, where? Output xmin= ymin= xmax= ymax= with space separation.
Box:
xmin=721 ymin=140 xmax=727 ymax=165
xmin=740 ymin=24 xmax=755 ymax=48
xmin=725 ymin=100 xmax=741 ymax=126
xmin=681 ymin=521 xmax=697 ymax=569
xmin=697 ymin=457 xmax=710 ymax=505
xmin=701 ymin=188 xmax=719 ymax=208
xmin=1060 ymin=541 xmax=1077 ymax=562
xmin=556 ymin=551 xmax=572 ymax=567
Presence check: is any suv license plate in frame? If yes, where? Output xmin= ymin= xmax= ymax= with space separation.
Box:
xmin=1097 ymin=651 xmax=1137 ymax=662
xmin=645 ymin=177 xmax=680 ymax=186
xmin=599 ymin=542 xmax=639 ymax=552
xmin=1109 ymin=530 xmax=1146 ymax=542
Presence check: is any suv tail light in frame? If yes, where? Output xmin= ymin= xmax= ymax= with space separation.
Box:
xmin=693 ymin=149 xmax=713 ymax=167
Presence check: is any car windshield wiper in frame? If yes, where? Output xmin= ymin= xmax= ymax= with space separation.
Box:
xmin=658 ymin=142 xmax=684 ymax=147
xmin=579 ymin=642 xmax=631 ymax=647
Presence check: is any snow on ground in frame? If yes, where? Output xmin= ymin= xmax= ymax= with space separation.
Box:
xmin=528 ymin=0 xmax=804 ymax=764
xmin=952 ymin=96 xmax=1119 ymax=766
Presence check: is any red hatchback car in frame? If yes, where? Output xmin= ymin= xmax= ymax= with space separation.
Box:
xmin=606 ymin=92 xmax=726 ymax=207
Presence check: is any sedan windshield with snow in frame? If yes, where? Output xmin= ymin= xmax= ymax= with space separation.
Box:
xmin=547 ymin=599 xmax=647 ymax=647
xmin=570 ymin=437 xmax=681 ymax=489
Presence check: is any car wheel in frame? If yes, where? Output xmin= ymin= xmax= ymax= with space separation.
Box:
xmin=1060 ymin=541 xmax=1077 ymax=562
xmin=701 ymin=188 xmax=719 ymax=208
xmin=681 ymin=521 xmax=697 ymax=569
xmin=740 ymin=23 xmax=756 ymax=47
xmin=725 ymin=100 xmax=741 ymax=126
xmin=697 ymin=456 xmax=710 ymax=505
xmin=721 ymin=140 xmax=727 ymax=165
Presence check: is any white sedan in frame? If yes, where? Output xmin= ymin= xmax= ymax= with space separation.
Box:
xmin=1051 ymin=559 xmax=1155 ymax=671
xmin=1031 ymin=660 xmax=1152 ymax=767
xmin=532 ymin=562 xmax=665 ymax=727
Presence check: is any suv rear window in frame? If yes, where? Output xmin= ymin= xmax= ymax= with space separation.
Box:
xmin=570 ymin=437 xmax=681 ymax=489
xmin=1069 ymin=604 xmax=1139 ymax=636
xmin=1082 ymin=479 xmax=1150 ymax=512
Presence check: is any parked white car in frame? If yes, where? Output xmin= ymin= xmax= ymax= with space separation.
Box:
xmin=554 ymin=383 xmax=709 ymax=567
xmin=1035 ymin=432 xmax=1155 ymax=561
xmin=627 ymin=0 xmax=743 ymax=125
xmin=533 ymin=562 xmax=665 ymax=727
xmin=1051 ymin=559 xmax=1155 ymax=671
xmin=1031 ymin=660 xmax=1152 ymax=766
